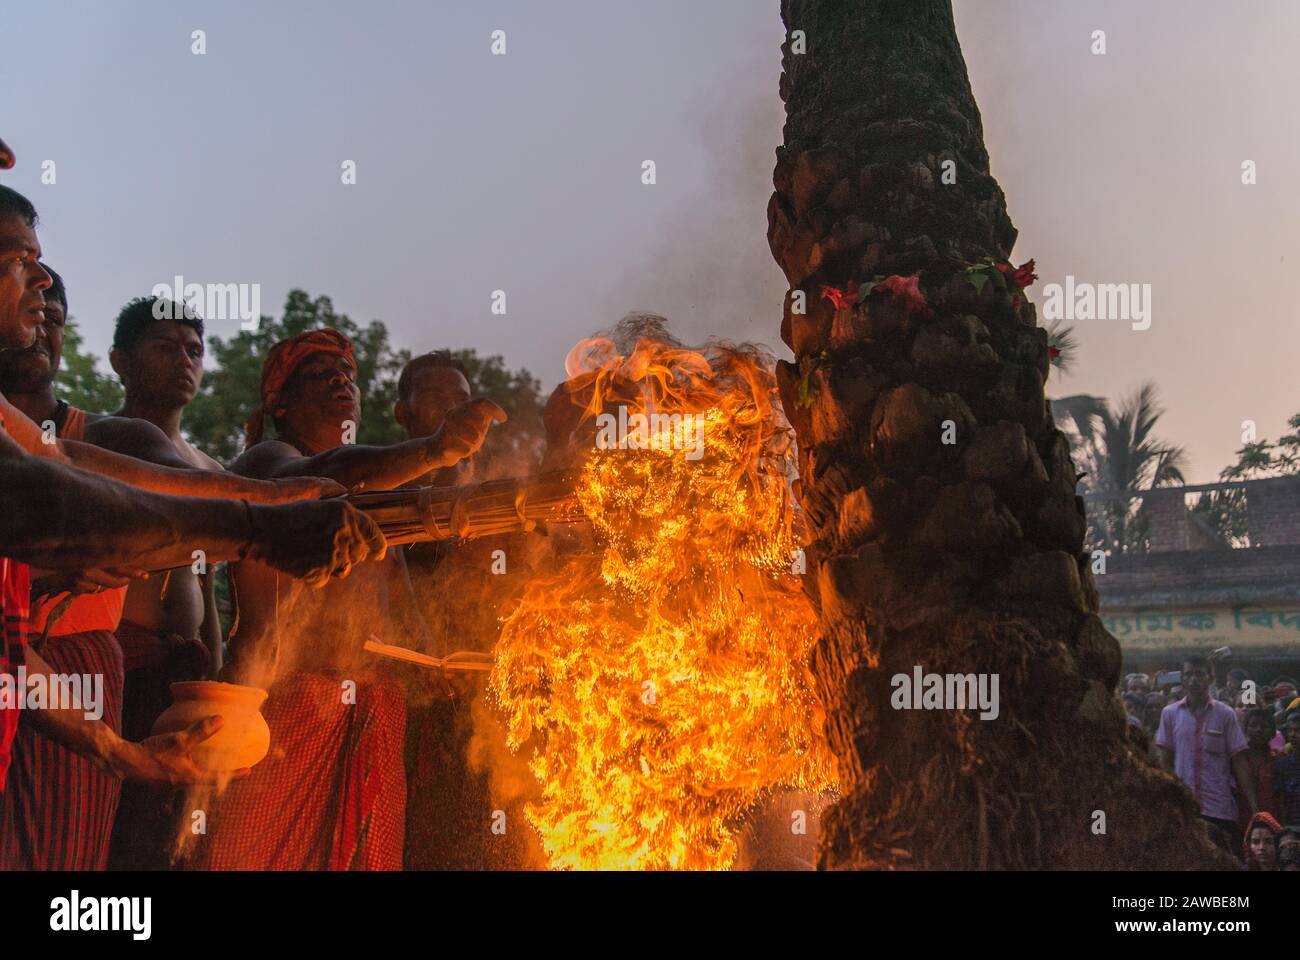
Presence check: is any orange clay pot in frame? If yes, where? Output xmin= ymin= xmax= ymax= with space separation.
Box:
xmin=151 ymin=681 xmax=271 ymax=772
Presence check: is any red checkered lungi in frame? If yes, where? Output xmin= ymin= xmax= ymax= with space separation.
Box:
xmin=187 ymin=669 xmax=406 ymax=870
xmin=0 ymin=629 xmax=124 ymax=870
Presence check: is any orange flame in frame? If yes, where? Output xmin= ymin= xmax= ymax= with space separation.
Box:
xmin=490 ymin=330 xmax=836 ymax=869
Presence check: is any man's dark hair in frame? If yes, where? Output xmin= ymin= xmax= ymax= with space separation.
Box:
xmin=1244 ymin=707 xmax=1276 ymax=735
xmin=1182 ymin=655 xmax=1211 ymax=673
xmin=112 ymin=296 xmax=203 ymax=352
xmin=41 ymin=263 xmax=65 ymax=313
xmin=398 ymin=349 xmax=468 ymax=403
xmin=0 ymin=184 xmax=37 ymax=226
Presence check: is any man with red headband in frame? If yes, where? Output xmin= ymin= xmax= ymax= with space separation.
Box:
xmin=190 ymin=327 xmax=504 ymax=869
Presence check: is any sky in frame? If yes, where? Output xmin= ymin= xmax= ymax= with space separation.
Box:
xmin=2 ymin=0 xmax=1296 ymax=481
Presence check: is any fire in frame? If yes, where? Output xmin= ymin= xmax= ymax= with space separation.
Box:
xmin=489 ymin=325 xmax=836 ymax=869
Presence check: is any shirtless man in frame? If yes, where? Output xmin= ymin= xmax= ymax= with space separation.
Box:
xmin=0 ymin=182 xmax=386 ymax=800
xmin=394 ymin=350 xmax=529 ymax=869
xmin=189 ymin=329 xmax=504 ymax=869
xmin=98 ymin=295 xmax=244 ymax=868
xmin=102 ymin=296 xmax=231 ymax=736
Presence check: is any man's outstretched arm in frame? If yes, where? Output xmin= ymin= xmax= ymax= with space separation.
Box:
xmin=234 ymin=399 xmax=506 ymax=492
xmin=70 ymin=419 xmax=340 ymax=503
xmin=0 ymin=430 xmax=384 ymax=582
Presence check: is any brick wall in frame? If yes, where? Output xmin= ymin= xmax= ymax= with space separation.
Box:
xmin=1246 ymin=476 xmax=1300 ymax=546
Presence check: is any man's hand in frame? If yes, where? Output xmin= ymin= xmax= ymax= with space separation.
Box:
xmin=262 ymin=476 xmax=347 ymax=503
xmin=247 ymin=499 xmax=386 ymax=585
xmin=429 ymin=399 xmax=507 ymax=466
xmin=107 ymin=715 xmax=248 ymax=785
xmin=422 ymin=666 xmax=458 ymax=701
xmin=0 ymin=135 xmax=14 ymax=169
xmin=31 ymin=566 xmax=148 ymax=600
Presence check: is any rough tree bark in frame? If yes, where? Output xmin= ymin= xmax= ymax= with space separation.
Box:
xmin=767 ymin=0 xmax=1231 ymax=869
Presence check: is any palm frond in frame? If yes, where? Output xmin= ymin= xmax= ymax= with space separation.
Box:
xmin=1051 ymin=394 xmax=1106 ymax=445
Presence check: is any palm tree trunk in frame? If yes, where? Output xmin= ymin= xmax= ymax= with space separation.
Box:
xmin=768 ymin=0 xmax=1229 ymax=869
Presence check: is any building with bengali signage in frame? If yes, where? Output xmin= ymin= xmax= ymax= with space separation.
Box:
xmin=1092 ymin=476 xmax=1300 ymax=683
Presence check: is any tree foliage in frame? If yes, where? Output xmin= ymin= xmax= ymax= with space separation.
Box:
xmin=55 ymin=317 xmax=124 ymax=414
xmin=1191 ymin=412 xmax=1300 ymax=546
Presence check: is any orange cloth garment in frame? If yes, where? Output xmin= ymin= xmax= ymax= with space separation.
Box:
xmin=26 ymin=404 xmax=127 ymax=637
xmin=60 ymin=403 xmax=86 ymax=441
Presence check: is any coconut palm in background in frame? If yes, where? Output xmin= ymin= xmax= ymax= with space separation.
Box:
xmin=1051 ymin=384 xmax=1188 ymax=554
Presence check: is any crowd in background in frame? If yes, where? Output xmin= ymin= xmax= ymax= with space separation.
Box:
xmin=1121 ymin=653 xmax=1300 ymax=871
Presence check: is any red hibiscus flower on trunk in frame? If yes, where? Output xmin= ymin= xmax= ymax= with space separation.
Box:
xmin=820 ymin=281 xmax=860 ymax=311
xmin=993 ymin=259 xmax=1037 ymax=288
xmin=873 ymin=274 xmax=932 ymax=318
xmin=1011 ymin=259 xmax=1037 ymax=288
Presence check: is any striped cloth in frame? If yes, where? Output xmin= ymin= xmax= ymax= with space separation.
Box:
xmin=0 ymin=629 xmax=123 ymax=869
xmin=0 ymin=558 xmax=30 ymax=792
xmin=0 ymin=400 xmax=61 ymax=791
xmin=187 ymin=669 xmax=406 ymax=870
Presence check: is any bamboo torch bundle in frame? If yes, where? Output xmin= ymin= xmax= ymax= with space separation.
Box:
xmin=347 ymin=469 xmax=584 ymax=545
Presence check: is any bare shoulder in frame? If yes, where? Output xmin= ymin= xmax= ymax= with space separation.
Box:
xmin=230 ymin=439 xmax=302 ymax=479
xmin=83 ymin=414 xmax=171 ymax=454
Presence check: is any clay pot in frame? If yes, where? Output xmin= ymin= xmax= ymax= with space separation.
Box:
xmin=151 ymin=681 xmax=271 ymax=772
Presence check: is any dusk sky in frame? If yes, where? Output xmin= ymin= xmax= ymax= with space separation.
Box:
xmin=2 ymin=0 xmax=1296 ymax=481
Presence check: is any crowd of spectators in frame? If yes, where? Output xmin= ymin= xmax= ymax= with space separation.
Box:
xmin=1121 ymin=652 xmax=1300 ymax=871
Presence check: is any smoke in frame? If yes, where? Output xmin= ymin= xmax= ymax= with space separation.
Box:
xmin=599 ymin=23 xmax=789 ymax=357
